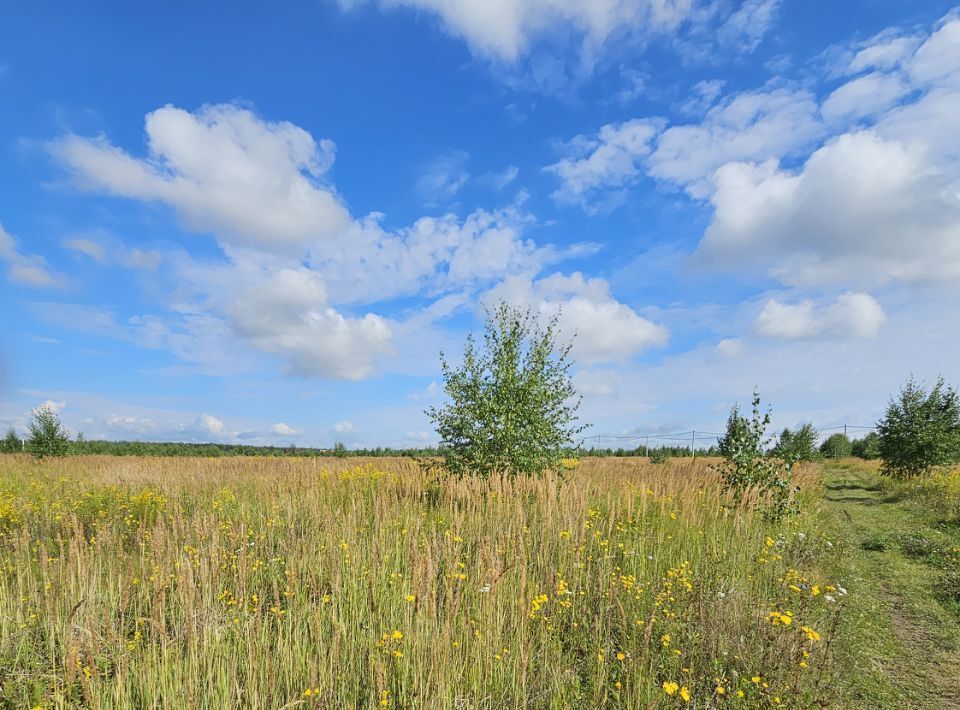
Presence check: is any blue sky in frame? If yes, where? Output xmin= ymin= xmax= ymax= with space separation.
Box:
xmin=1 ymin=0 xmax=959 ymax=447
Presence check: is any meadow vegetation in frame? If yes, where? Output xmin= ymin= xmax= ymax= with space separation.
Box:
xmin=0 ymin=454 xmax=844 ymax=708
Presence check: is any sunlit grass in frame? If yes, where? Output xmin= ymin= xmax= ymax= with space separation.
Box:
xmin=1 ymin=455 xmax=842 ymax=708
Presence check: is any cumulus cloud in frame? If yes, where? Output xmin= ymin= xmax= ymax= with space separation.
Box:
xmin=50 ymin=104 xmax=350 ymax=252
xmin=47 ymin=104 xmax=604 ymax=380
xmin=196 ymin=413 xmax=227 ymax=437
xmin=545 ymin=11 xmax=960 ymax=295
xmin=646 ymin=88 xmax=822 ymax=197
xmin=548 ymin=88 xmax=823 ymax=204
xmin=229 ymin=268 xmax=393 ymax=380
xmin=754 ymin=292 xmax=886 ymax=339
xmin=483 ymin=272 xmax=667 ymax=362
xmin=688 ymin=12 xmax=960 ymax=289
xmin=700 ymin=131 xmax=960 ymax=286
xmin=334 ymin=420 xmax=355 ymax=433
xmin=546 ymin=119 xmax=662 ymax=206
xmin=0 ymin=223 xmax=62 ymax=289
xmin=271 ymin=422 xmax=300 ymax=436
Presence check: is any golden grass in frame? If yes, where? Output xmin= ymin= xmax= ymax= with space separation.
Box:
xmin=1 ymin=455 xmax=839 ymax=708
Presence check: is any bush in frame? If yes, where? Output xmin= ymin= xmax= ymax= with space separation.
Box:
xmin=820 ymin=433 xmax=852 ymax=459
xmin=649 ymin=447 xmax=670 ymax=465
xmin=713 ymin=390 xmax=797 ymax=521
xmin=877 ymin=376 xmax=960 ymax=478
xmin=1 ymin=427 xmax=20 ymax=454
xmin=771 ymin=424 xmax=820 ymax=462
xmin=427 ymin=302 xmax=585 ymax=479
xmin=26 ymin=407 xmax=70 ymax=459
xmin=851 ymin=432 xmax=881 ymax=460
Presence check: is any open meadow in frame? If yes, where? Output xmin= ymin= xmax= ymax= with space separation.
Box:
xmin=0 ymin=454 xmax=853 ymax=708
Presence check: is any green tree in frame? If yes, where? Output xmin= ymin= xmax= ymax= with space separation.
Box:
xmin=717 ymin=405 xmax=749 ymax=459
xmin=333 ymin=441 xmax=348 ymax=458
xmin=820 ymin=432 xmax=852 ymax=459
xmin=851 ymin=432 xmax=881 ymax=460
xmin=877 ymin=376 xmax=960 ymax=478
xmin=26 ymin=407 xmax=71 ymax=459
xmin=427 ymin=302 xmax=585 ymax=479
xmin=713 ymin=390 xmax=796 ymax=521
xmin=1 ymin=427 xmax=20 ymax=453
xmin=771 ymin=424 xmax=821 ymax=462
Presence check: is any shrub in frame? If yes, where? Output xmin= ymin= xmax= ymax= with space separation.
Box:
xmin=877 ymin=376 xmax=960 ymax=478
xmin=26 ymin=407 xmax=70 ymax=459
xmin=713 ymin=390 xmax=797 ymax=521
xmin=649 ymin=447 xmax=670 ymax=465
xmin=771 ymin=424 xmax=821 ymax=462
xmin=1 ymin=427 xmax=20 ymax=454
xmin=427 ymin=302 xmax=585 ymax=479
xmin=820 ymin=433 xmax=852 ymax=459
xmin=851 ymin=432 xmax=881 ymax=460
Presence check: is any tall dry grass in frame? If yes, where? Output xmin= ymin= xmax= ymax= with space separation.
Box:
xmin=0 ymin=455 xmax=838 ymax=708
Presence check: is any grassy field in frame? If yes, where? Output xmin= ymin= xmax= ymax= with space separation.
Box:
xmin=0 ymin=455 xmax=850 ymax=707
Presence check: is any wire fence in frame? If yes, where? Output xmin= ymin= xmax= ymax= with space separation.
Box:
xmin=577 ymin=423 xmax=877 ymax=458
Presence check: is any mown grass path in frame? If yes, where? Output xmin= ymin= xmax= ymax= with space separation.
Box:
xmin=822 ymin=462 xmax=960 ymax=708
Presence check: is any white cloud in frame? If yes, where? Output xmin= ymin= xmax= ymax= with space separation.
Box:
xmin=700 ymin=131 xmax=960 ymax=286
xmin=228 ymin=268 xmax=393 ymax=380
xmin=908 ymin=14 xmax=960 ymax=87
xmin=717 ymin=0 xmax=780 ymax=53
xmin=45 ymin=104 xmax=621 ymax=382
xmin=337 ymin=0 xmax=708 ymax=63
xmin=196 ymin=413 xmax=227 ymax=437
xmin=50 ymin=104 xmax=350 ymax=252
xmin=647 ymin=87 xmax=822 ymax=197
xmin=415 ymin=152 xmax=470 ymax=203
xmin=845 ymin=34 xmax=919 ymax=75
xmin=311 ymin=204 xmax=587 ymax=306
xmin=754 ymin=292 xmax=885 ymax=339
xmin=693 ymin=13 xmax=960 ymax=288
xmin=546 ymin=119 xmax=661 ymax=206
xmin=105 ymin=414 xmax=161 ymax=435
xmin=334 ymin=420 xmax=355 ymax=433
xmin=483 ymin=272 xmax=667 ymax=362
xmin=271 ymin=422 xmax=300 ymax=436
xmin=821 ymin=72 xmax=910 ymax=124
xmin=0 ymin=223 xmax=62 ymax=289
